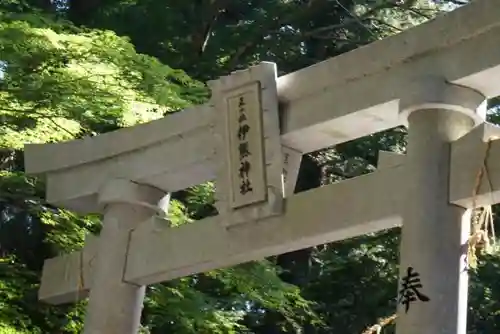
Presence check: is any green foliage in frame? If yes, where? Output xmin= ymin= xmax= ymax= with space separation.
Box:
xmin=0 ymin=324 xmax=26 ymax=334
xmin=0 ymin=257 xmax=85 ymax=333
xmin=144 ymin=277 xmax=247 ymax=333
xmin=208 ymin=261 xmax=317 ymax=327
xmin=0 ymin=8 xmax=207 ymax=145
xmin=65 ymin=0 xmax=441 ymax=80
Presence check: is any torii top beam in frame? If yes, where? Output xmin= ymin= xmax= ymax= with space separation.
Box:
xmin=24 ymin=0 xmax=500 ymax=213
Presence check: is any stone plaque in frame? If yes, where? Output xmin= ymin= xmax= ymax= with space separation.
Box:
xmin=209 ymin=62 xmax=284 ymax=227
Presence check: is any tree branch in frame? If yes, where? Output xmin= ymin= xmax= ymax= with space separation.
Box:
xmin=191 ymin=0 xmax=232 ymax=56
xmin=225 ymin=0 xmax=331 ymax=71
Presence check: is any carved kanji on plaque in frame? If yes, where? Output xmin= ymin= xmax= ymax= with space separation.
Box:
xmin=226 ymin=84 xmax=266 ymax=208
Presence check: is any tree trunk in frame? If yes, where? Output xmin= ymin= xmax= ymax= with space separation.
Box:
xmin=68 ymin=0 xmax=101 ymax=25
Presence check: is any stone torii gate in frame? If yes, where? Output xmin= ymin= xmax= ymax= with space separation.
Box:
xmin=23 ymin=1 xmax=500 ymax=333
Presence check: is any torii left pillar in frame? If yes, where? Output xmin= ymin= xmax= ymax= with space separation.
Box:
xmin=83 ymin=179 xmax=166 ymax=334
xmin=396 ymin=79 xmax=486 ymax=334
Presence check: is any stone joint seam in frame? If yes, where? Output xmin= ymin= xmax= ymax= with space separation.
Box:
xmin=97 ymin=178 xmax=165 ymax=213
xmin=121 ymin=227 xmax=142 ymax=288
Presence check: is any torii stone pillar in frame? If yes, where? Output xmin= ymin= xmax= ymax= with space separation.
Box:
xmin=396 ymin=80 xmax=486 ymax=334
xmin=83 ymin=179 xmax=166 ymax=334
